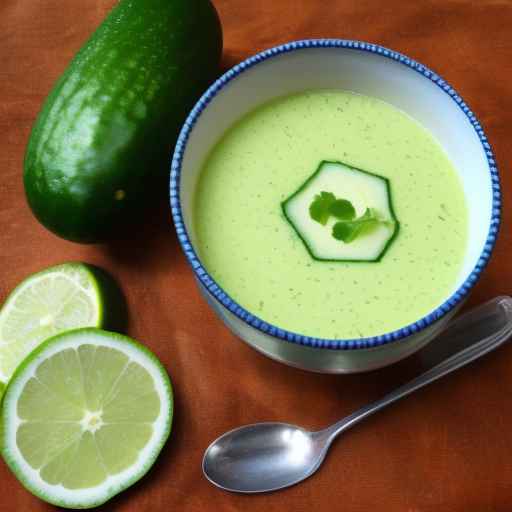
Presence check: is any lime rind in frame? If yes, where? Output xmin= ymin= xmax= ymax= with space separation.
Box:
xmin=0 ymin=263 xmax=104 ymax=383
xmin=1 ymin=328 xmax=173 ymax=509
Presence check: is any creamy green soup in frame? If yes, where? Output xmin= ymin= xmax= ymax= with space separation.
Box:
xmin=193 ymin=90 xmax=468 ymax=339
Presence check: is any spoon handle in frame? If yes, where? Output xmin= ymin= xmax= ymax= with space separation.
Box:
xmin=320 ymin=296 xmax=512 ymax=443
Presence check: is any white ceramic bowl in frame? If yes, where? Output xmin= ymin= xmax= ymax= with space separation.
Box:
xmin=170 ymin=40 xmax=500 ymax=373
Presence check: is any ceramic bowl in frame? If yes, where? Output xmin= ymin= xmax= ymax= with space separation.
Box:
xmin=170 ymin=39 xmax=500 ymax=373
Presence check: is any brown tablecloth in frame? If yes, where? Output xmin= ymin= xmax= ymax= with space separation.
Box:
xmin=1 ymin=1 xmax=511 ymax=510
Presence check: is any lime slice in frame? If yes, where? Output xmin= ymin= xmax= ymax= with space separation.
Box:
xmin=1 ymin=328 xmax=173 ymax=509
xmin=0 ymin=263 xmax=104 ymax=384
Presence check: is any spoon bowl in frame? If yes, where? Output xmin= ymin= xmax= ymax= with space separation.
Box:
xmin=203 ymin=423 xmax=327 ymax=493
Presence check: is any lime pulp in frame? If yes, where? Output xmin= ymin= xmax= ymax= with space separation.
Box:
xmin=0 ymin=263 xmax=104 ymax=383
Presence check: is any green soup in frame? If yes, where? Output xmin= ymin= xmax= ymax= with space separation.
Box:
xmin=193 ymin=90 xmax=468 ymax=339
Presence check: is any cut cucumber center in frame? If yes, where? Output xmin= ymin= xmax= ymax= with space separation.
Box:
xmin=282 ymin=161 xmax=399 ymax=262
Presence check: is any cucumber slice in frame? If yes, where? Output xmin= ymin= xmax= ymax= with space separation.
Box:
xmin=282 ymin=161 xmax=399 ymax=262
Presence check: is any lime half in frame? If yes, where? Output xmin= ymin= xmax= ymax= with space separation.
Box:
xmin=1 ymin=328 xmax=173 ymax=509
xmin=0 ymin=263 xmax=104 ymax=383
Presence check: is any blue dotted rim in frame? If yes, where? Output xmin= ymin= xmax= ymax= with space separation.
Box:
xmin=170 ymin=39 xmax=501 ymax=351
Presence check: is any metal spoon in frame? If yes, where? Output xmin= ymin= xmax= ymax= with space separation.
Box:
xmin=203 ymin=296 xmax=512 ymax=493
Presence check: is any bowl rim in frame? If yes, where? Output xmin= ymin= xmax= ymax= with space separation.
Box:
xmin=170 ymin=38 xmax=501 ymax=351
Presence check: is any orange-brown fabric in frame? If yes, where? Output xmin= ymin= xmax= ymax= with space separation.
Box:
xmin=1 ymin=1 xmax=511 ymax=510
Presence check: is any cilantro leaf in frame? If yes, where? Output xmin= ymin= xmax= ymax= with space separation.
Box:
xmin=309 ymin=192 xmax=385 ymax=244
xmin=328 ymin=199 xmax=356 ymax=220
xmin=332 ymin=208 xmax=381 ymax=243
xmin=309 ymin=191 xmax=336 ymax=225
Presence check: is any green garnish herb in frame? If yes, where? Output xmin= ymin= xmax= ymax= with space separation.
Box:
xmin=328 ymin=199 xmax=356 ymax=220
xmin=309 ymin=191 xmax=336 ymax=225
xmin=332 ymin=208 xmax=380 ymax=243
xmin=310 ymin=192 xmax=388 ymax=244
